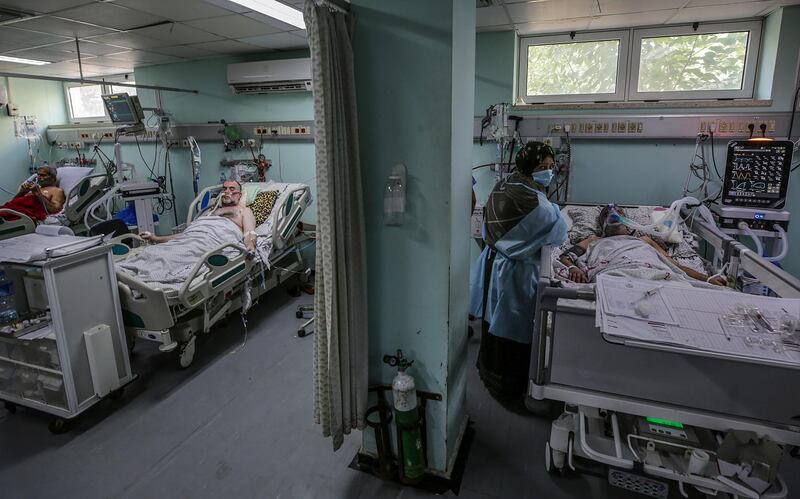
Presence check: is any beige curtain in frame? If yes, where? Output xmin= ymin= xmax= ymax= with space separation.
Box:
xmin=304 ymin=0 xmax=369 ymax=450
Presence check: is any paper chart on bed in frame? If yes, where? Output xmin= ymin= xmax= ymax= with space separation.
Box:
xmin=596 ymin=275 xmax=800 ymax=365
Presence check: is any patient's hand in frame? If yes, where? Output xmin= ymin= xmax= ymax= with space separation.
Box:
xmin=707 ymin=275 xmax=728 ymax=286
xmin=568 ymin=266 xmax=589 ymax=283
xmin=140 ymin=231 xmax=159 ymax=243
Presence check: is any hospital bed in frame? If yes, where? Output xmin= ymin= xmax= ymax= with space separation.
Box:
xmin=0 ymin=167 xmax=111 ymax=241
xmin=111 ymin=181 xmax=311 ymax=368
xmin=531 ymin=203 xmax=800 ymax=498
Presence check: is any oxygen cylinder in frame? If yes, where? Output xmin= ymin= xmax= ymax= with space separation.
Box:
xmin=384 ymin=350 xmax=425 ymax=484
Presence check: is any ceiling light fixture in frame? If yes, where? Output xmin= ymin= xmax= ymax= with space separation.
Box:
xmin=0 ymin=55 xmax=50 ymax=66
xmin=228 ymin=0 xmax=306 ymax=29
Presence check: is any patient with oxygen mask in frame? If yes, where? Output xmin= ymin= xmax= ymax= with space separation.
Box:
xmin=560 ymin=205 xmax=727 ymax=286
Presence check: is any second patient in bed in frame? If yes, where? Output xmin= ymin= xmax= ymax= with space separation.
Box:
xmin=140 ymin=180 xmax=257 ymax=252
xmin=560 ymin=206 xmax=726 ymax=286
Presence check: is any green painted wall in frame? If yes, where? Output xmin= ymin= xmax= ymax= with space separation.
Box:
xmin=472 ymin=5 xmax=800 ymax=276
xmin=0 ymin=78 xmax=68 ymax=203
xmin=133 ymin=53 xmax=316 ymax=230
xmin=446 ymin=0 xmax=475 ymax=472
xmin=351 ymin=0 xmax=472 ymax=474
xmin=48 ymin=52 xmax=316 ymax=231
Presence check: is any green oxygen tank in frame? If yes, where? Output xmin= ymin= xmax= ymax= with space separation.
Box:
xmin=384 ymin=350 xmax=425 ymax=484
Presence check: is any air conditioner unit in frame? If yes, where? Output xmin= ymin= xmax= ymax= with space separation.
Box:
xmin=227 ymin=58 xmax=312 ymax=95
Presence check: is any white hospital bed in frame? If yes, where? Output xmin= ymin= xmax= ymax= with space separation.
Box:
xmin=112 ymin=182 xmax=311 ymax=368
xmin=530 ymin=203 xmax=800 ymax=497
xmin=0 ymin=168 xmax=111 ymax=240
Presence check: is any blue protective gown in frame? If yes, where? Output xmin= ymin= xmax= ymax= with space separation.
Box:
xmin=469 ymin=187 xmax=567 ymax=344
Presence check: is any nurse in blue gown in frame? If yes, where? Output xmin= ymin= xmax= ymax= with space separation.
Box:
xmin=469 ymin=141 xmax=568 ymax=409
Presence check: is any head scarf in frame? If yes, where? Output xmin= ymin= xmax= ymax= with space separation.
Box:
xmin=515 ymin=141 xmax=555 ymax=175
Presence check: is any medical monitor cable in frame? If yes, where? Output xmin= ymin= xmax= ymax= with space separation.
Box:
xmin=134 ymin=135 xmax=157 ymax=180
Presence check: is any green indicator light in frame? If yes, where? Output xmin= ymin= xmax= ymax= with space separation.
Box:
xmin=646 ymin=417 xmax=684 ymax=429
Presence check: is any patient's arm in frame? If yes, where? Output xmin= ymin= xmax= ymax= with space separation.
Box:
xmin=140 ymin=231 xmax=178 ymax=244
xmin=559 ymin=235 xmax=598 ymax=283
xmin=242 ymin=207 xmax=257 ymax=253
xmin=639 ymin=235 xmax=725 ymax=285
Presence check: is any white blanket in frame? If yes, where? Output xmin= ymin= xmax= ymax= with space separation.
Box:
xmin=117 ymin=216 xmax=269 ymax=293
xmin=585 ymin=236 xmax=715 ymax=288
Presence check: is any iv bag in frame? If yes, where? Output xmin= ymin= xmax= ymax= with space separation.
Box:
xmin=384 ymin=163 xmax=407 ymax=226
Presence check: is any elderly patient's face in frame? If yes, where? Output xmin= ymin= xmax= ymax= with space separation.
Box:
xmin=36 ymin=168 xmax=57 ymax=187
xmin=220 ymin=181 xmax=242 ymax=207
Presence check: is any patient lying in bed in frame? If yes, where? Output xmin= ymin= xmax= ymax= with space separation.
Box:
xmin=560 ymin=206 xmax=726 ymax=286
xmin=116 ymin=181 xmax=264 ymax=291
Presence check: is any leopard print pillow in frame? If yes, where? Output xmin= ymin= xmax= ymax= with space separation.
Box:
xmin=249 ymin=190 xmax=279 ymax=226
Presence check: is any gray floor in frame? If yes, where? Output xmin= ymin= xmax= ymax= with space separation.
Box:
xmin=1 ymin=288 xmax=798 ymax=498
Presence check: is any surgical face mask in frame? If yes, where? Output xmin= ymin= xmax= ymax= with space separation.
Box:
xmin=532 ymin=169 xmax=554 ymax=187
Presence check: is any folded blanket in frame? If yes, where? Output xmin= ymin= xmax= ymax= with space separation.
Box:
xmin=0 ymin=195 xmax=48 ymax=221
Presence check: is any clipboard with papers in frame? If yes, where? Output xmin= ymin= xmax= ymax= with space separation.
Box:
xmin=595 ymin=274 xmax=800 ymax=367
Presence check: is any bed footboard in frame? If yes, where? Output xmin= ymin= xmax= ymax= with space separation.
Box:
xmin=116 ymin=269 xmax=174 ymax=331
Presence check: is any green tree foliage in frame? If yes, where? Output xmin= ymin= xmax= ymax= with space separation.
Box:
xmin=637 ymin=32 xmax=748 ymax=92
xmin=526 ymin=40 xmax=619 ymax=96
xmin=525 ymin=31 xmax=748 ymax=97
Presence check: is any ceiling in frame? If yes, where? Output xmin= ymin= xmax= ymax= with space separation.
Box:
xmin=0 ymin=0 xmax=308 ymax=78
xmin=478 ymin=0 xmax=800 ymax=34
xmin=2 ymin=0 xmax=799 ymax=78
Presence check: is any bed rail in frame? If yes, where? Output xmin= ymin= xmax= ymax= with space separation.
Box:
xmin=187 ymin=184 xmax=223 ymax=223
xmin=688 ymin=214 xmax=800 ymax=298
xmin=0 ymin=208 xmax=35 ymax=241
xmin=271 ymin=185 xmax=310 ymax=250
xmin=177 ymin=242 xmax=251 ymax=310
xmin=66 ymin=173 xmax=111 ymax=224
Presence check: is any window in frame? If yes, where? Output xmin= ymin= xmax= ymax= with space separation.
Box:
xmin=64 ymin=78 xmax=138 ymax=122
xmin=517 ymin=31 xmax=629 ymax=103
xmin=110 ymin=83 xmax=137 ymax=96
xmin=629 ymin=22 xmax=761 ymax=100
xmin=516 ymin=21 xmax=761 ymax=104
xmin=65 ymin=84 xmax=107 ymax=122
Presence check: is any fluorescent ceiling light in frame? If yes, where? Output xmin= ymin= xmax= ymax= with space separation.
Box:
xmin=228 ymin=0 xmax=306 ymax=29
xmin=0 ymin=55 xmax=50 ymax=66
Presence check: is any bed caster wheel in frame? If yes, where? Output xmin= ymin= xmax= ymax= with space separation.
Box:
xmin=287 ymin=285 xmax=302 ymax=297
xmin=178 ymin=337 xmax=196 ymax=369
xmin=468 ymin=326 xmax=474 ymax=338
xmin=298 ymin=328 xmax=306 ymax=337
xmin=48 ymin=417 xmax=70 ymax=434
xmin=126 ymin=336 xmax=135 ymax=355
xmin=296 ymin=310 xmax=304 ymax=319
xmin=4 ymin=401 xmax=16 ymax=414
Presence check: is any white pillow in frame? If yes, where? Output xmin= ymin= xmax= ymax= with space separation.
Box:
xmin=57 ymin=167 xmax=94 ymax=196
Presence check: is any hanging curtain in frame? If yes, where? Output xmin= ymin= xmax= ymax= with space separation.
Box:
xmin=304 ymin=0 xmax=369 ymax=450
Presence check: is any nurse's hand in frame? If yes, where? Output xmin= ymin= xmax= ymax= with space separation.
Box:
xmin=568 ymin=266 xmax=588 ymax=283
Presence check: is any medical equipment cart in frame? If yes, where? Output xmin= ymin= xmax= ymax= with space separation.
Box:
xmin=0 ymin=242 xmax=134 ymax=433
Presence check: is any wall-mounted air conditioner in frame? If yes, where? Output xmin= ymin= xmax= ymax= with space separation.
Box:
xmin=227 ymin=58 xmax=312 ymax=95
